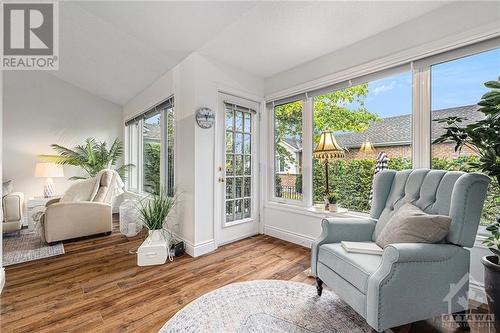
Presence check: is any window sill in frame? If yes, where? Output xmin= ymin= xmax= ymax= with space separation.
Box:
xmin=264 ymin=201 xmax=370 ymax=219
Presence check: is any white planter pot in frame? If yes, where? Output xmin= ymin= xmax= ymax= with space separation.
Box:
xmin=137 ymin=230 xmax=168 ymax=266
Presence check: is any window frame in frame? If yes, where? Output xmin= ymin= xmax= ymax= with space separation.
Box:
xmin=125 ymin=96 xmax=175 ymax=195
xmin=269 ymin=97 xmax=308 ymax=206
xmin=266 ymin=38 xmax=500 ymax=213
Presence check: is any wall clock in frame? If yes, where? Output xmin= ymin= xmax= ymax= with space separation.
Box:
xmin=196 ymin=107 xmax=215 ymax=129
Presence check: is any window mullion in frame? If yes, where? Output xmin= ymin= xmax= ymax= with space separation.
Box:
xmin=302 ymin=96 xmax=313 ymax=207
xmin=412 ymin=64 xmax=431 ymax=169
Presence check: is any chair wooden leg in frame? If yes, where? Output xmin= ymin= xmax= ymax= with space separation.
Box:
xmin=452 ymin=310 xmax=470 ymax=331
xmin=316 ymin=277 xmax=323 ymax=296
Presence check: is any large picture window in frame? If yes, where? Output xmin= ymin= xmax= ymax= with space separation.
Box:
xmin=267 ymin=38 xmax=500 ymax=224
xmin=431 ymin=48 xmax=500 ymax=225
xmin=125 ymin=97 xmax=174 ymax=195
xmin=312 ymin=71 xmax=412 ymax=212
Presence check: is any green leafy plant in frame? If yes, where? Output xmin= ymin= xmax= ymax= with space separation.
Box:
xmin=327 ymin=192 xmax=338 ymax=204
xmin=137 ymin=188 xmax=177 ymax=231
xmin=39 ymin=138 xmax=133 ymax=180
xmin=433 ymin=77 xmax=500 ymax=255
xmin=484 ymin=220 xmax=500 ymax=258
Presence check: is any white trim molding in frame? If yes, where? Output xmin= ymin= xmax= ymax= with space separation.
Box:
xmin=182 ymin=238 xmax=216 ymax=258
xmin=264 ymin=225 xmax=315 ymax=248
xmin=0 ymin=267 xmax=5 ymax=294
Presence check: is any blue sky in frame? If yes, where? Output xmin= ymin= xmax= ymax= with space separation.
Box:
xmin=358 ymin=48 xmax=500 ymax=118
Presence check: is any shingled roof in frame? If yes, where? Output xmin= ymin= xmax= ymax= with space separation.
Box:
xmin=335 ymin=105 xmax=484 ymax=148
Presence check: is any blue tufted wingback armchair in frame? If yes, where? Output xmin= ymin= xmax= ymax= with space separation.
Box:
xmin=311 ymin=169 xmax=490 ymax=332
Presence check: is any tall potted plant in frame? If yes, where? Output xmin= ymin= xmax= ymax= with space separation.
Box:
xmin=136 ymin=188 xmax=178 ymax=265
xmin=434 ymin=77 xmax=500 ymax=329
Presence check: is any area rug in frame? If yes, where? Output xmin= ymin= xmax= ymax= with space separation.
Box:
xmin=2 ymin=229 xmax=64 ymax=266
xmin=159 ymin=280 xmax=373 ymax=333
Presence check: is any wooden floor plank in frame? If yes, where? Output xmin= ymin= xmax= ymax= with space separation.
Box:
xmin=0 ymin=215 xmax=491 ymax=333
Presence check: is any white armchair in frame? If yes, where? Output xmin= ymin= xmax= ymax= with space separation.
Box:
xmin=41 ymin=170 xmax=120 ymax=243
xmin=2 ymin=191 xmax=25 ymax=234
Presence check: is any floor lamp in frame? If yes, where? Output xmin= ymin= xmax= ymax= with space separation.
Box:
xmin=313 ymin=129 xmax=345 ymax=198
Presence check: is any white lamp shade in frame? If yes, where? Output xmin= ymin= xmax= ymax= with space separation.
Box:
xmin=35 ymin=162 xmax=64 ymax=178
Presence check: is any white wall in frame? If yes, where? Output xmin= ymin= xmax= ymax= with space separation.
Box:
xmin=123 ymin=52 xmax=264 ymax=256
xmin=3 ymin=71 xmax=123 ymax=201
xmin=265 ymin=1 xmax=500 ymax=96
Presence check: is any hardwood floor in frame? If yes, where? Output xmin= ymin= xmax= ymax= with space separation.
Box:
xmin=0 ymin=216 xmax=493 ymax=333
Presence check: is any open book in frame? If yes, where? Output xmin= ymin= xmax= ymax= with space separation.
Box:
xmin=341 ymin=241 xmax=383 ymax=255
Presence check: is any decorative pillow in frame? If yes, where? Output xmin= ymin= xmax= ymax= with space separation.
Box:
xmin=375 ymin=203 xmax=452 ymax=248
xmin=2 ymin=180 xmax=13 ymax=197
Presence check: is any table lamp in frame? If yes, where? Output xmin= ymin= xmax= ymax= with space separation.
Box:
xmin=359 ymin=138 xmax=375 ymax=154
xmin=35 ymin=162 xmax=64 ymax=197
xmin=313 ymin=129 xmax=345 ymax=196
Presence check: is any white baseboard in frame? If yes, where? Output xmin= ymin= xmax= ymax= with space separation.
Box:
xmin=182 ymin=238 xmax=216 ymax=257
xmin=469 ymin=281 xmax=487 ymax=304
xmin=0 ymin=267 xmax=5 ymax=294
xmin=264 ymin=225 xmax=315 ymax=248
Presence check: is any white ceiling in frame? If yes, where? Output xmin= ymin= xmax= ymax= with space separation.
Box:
xmin=52 ymin=1 xmax=451 ymax=105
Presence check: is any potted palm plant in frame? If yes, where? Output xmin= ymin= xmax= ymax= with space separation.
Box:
xmin=38 ymin=138 xmax=132 ymax=179
xmin=136 ymin=188 xmax=178 ymax=266
xmin=434 ymin=77 xmax=500 ymax=329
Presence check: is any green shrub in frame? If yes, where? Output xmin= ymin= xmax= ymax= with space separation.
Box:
xmin=312 ymin=156 xmax=498 ymax=225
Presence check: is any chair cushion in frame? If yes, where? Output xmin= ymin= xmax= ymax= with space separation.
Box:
xmin=375 ymin=203 xmax=451 ymax=248
xmin=318 ymin=243 xmax=382 ymax=294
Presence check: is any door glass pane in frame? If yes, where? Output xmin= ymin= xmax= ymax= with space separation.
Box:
xmin=143 ymin=111 xmax=161 ymax=194
xmin=226 ymin=178 xmax=233 ymax=200
xmin=244 ymin=112 xmax=251 ymax=133
xmin=235 ymin=133 xmax=243 ymax=154
xmin=225 ymin=103 xmax=253 ymax=223
xmin=243 ymin=134 xmax=251 ymax=154
xmin=431 ymin=48 xmax=500 ymax=226
xmin=244 ymin=156 xmax=251 ymax=175
xmin=226 ymin=201 xmax=234 ymax=222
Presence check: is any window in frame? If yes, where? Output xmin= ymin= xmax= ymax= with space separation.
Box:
xmin=125 ymin=97 xmax=174 ymax=195
xmin=143 ymin=110 xmax=161 ymax=194
xmin=431 ymin=48 xmax=500 ymax=225
xmin=312 ymin=71 xmax=412 ymax=212
xmin=273 ymin=100 xmax=304 ymax=202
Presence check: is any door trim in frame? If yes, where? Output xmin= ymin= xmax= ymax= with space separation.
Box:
xmin=214 ymin=92 xmax=262 ymax=247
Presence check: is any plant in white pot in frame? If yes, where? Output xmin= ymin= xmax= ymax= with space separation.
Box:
xmin=434 ymin=77 xmax=500 ymax=330
xmin=327 ymin=192 xmax=339 ymax=212
xmin=136 ymin=188 xmax=178 ymax=266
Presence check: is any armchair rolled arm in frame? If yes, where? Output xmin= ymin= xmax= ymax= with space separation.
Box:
xmin=310 ymin=217 xmax=376 ymax=276
xmin=381 ymin=243 xmax=464 ymax=263
xmin=3 ymin=192 xmax=24 ymax=222
xmin=366 ymin=243 xmax=469 ymax=331
xmin=45 ymin=197 xmax=61 ymax=207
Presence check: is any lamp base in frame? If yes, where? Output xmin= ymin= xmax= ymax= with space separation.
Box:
xmin=43 ymin=178 xmax=55 ymax=198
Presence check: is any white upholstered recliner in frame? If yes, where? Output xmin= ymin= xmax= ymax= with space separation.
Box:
xmin=41 ymin=170 xmax=120 ymax=243
xmin=2 ymin=191 xmax=25 ymax=234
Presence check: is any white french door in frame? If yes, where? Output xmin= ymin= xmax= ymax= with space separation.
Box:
xmin=216 ymin=94 xmax=260 ymax=245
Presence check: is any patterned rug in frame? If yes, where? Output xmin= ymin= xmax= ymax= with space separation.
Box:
xmin=2 ymin=229 xmax=64 ymax=266
xmin=160 ymin=280 xmax=373 ymax=333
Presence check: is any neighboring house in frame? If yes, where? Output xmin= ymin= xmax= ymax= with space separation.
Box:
xmin=143 ymin=122 xmax=161 ymax=144
xmin=276 ymin=137 xmax=303 ymax=188
xmin=336 ymin=105 xmax=483 ymax=159
xmin=276 ymin=105 xmax=483 ymax=184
